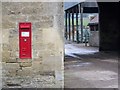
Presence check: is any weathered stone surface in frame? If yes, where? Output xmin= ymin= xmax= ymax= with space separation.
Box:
xmin=0 ymin=33 xmax=1 ymax=42
xmin=2 ymin=51 xmax=10 ymax=62
xmin=19 ymin=62 xmax=32 ymax=67
xmin=32 ymin=60 xmax=43 ymax=74
xmin=2 ymin=3 xmax=22 ymax=15
xmin=2 ymin=19 xmax=16 ymax=29
xmin=16 ymin=15 xmax=27 ymax=22
xmin=17 ymin=67 xmax=32 ymax=76
xmin=9 ymin=37 xmax=19 ymax=51
xmin=2 ymin=29 xmax=9 ymax=43
xmin=5 ymin=58 xmax=17 ymax=63
xmin=21 ymin=3 xmax=43 ymax=15
xmin=34 ymin=21 xmax=53 ymax=28
xmin=0 ymin=2 xmax=2 ymax=89
xmin=33 ymin=35 xmax=42 ymax=42
xmin=2 ymin=15 xmax=17 ymax=22
xmin=33 ymin=43 xmax=44 ymax=51
xmin=3 ymin=63 xmax=20 ymax=77
xmin=2 ymin=2 xmax=64 ymax=88
xmin=89 ymin=31 xmax=99 ymax=46
xmin=0 ymin=44 xmax=2 ymax=61
xmin=32 ymin=50 xmax=43 ymax=59
xmin=2 ymin=44 xmax=10 ymax=51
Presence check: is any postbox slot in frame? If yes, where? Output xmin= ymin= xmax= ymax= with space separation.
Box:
xmin=21 ymin=28 xmax=29 ymax=30
xmin=20 ymin=25 xmax=30 ymax=28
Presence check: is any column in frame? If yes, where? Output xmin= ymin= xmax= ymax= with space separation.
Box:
xmin=72 ymin=8 xmax=74 ymax=42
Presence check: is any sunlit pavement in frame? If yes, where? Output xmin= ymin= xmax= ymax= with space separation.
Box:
xmin=64 ymin=43 xmax=118 ymax=88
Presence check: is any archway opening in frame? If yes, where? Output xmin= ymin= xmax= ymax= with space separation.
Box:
xmin=64 ymin=1 xmax=118 ymax=88
xmin=64 ymin=2 xmax=99 ymax=58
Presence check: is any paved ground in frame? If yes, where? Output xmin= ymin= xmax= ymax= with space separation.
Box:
xmin=64 ymin=42 xmax=118 ymax=88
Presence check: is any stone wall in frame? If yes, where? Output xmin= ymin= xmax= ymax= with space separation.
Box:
xmin=89 ymin=31 xmax=99 ymax=47
xmin=0 ymin=1 xmax=2 ymax=89
xmin=2 ymin=2 xmax=64 ymax=88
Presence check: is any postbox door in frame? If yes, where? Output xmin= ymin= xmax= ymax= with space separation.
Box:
xmin=19 ymin=23 xmax=32 ymax=59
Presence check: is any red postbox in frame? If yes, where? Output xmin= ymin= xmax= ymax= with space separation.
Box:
xmin=19 ymin=22 xmax=32 ymax=59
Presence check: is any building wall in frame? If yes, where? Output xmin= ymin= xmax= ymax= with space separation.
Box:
xmin=89 ymin=31 xmax=99 ymax=47
xmin=0 ymin=1 xmax=2 ymax=89
xmin=2 ymin=2 xmax=64 ymax=88
xmin=98 ymin=2 xmax=119 ymax=51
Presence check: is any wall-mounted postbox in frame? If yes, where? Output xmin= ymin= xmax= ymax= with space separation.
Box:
xmin=19 ymin=22 xmax=32 ymax=59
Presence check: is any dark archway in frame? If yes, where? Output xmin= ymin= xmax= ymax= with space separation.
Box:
xmin=98 ymin=2 xmax=119 ymax=51
xmin=64 ymin=2 xmax=119 ymax=52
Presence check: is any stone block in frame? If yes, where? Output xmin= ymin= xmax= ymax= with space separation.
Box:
xmin=9 ymin=51 xmax=17 ymax=57
xmin=32 ymin=50 xmax=43 ymax=59
xmin=33 ymin=28 xmax=42 ymax=35
xmin=42 ymin=3 xmax=57 ymax=15
xmin=42 ymin=56 xmax=56 ymax=71
xmin=9 ymin=37 xmax=18 ymax=51
xmin=2 ymin=44 xmax=10 ymax=51
xmin=37 ymin=51 xmax=44 ymax=58
xmin=34 ymin=20 xmax=53 ymax=28
xmin=2 ymin=19 xmax=16 ymax=29
xmin=4 ymin=58 xmax=17 ymax=63
xmin=2 ymin=51 xmax=10 ymax=62
xmin=18 ymin=59 xmax=31 ymax=63
xmin=16 ymin=15 xmax=27 ymax=22
xmin=2 ymin=3 xmax=9 ymax=15
xmin=2 ymin=15 xmax=17 ymax=23
xmin=2 ymin=29 xmax=9 ymax=43
xmin=0 ymin=29 xmax=1 ymax=44
xmin=0 ymin=45 xmax=1 ymax=60
xmin=21 ymin=6 xmax=42 ymax=15
xmin=32 ymin=60 xmax=43 ymax=74
xmin=55 ymin=56 xmax=64 ymax=71
xmin=42 ymin=28 xmax=56 ymax=43
xmin=19 ymin=61 xmax=32 ymax=67
xmin=4 ymin=77 xmax=22 ymax=87
xmin=39 ymin=71 xmax=55 ymax=77
xmin=56 ymin=3 xmax=64 ymax=15
xmin=17 ymin=67 xmax=32 ymax=76
xmin=33 ymin=43 xmax=43 ymax=50
xmin=43 ymin=50 xmax=55 ymax=57
xmin=2 ymin=2 xmax=22 ymax=15
xmin=29 ymin=15 xmax=41 ymax=21
xmin=33 ymin=35 xmax=43 ymax=44
xmin=9 ymin=28 xmax=18 ymax=35
xmin=55 ymin=71 xmax=63 ymax=81
xmin=3 ymin=63 xmax=20 ymax=77
xmin=89 ymin=31 xmax=99 ymax=47
xmin=40 ymin=15 xmax=54 ymax=22
xmin=32 ymin=50 xmax=39 ymax=58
